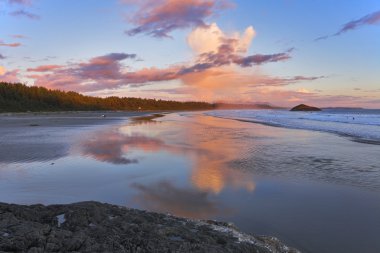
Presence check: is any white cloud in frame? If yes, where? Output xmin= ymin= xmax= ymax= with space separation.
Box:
xmin=187 ymin=23 xmax=255 ymax=55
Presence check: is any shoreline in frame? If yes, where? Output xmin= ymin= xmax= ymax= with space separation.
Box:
xmin=0 ymin=201 xmax=299 ymax=253
xmin=0 ymin=111 xmax=153 ymax=128
xmin=206 ymin=112 xmax=380 ymax=145
xmin=0 ymin=109 xmax=212 ymax=117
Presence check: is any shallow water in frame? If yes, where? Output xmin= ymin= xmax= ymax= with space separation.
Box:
xmin=1 ymin=112 xmax=380 ymax=253
xmin=207 ymin=109 xmax=380 ymax=143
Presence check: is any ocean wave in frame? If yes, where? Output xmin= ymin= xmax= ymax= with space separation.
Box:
xmin=206 ymin=109 xmax=380 ymax=143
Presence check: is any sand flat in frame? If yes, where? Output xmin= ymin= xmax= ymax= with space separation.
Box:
xmin=1 ymin=112 xmax=380 ymax=253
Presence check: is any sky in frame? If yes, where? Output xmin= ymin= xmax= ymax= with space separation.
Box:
xmin=1 ymin=0 xmax=380 ymax=108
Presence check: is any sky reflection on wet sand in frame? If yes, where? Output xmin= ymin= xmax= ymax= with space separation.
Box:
xmin=87 ymin=114 xmax=256 ymax=194
xmin=1 ymin=112 xmax=380 ymax=253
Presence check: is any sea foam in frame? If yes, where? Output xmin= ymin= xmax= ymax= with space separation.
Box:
xmin=207 ymin=109 xmax=380 ymax=143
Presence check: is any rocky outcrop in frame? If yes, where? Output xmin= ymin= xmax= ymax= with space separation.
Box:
xmin=0 ymin=201 xmax=300 ymax=253
xmin=290 ymin=104 xmax=321 ymax=111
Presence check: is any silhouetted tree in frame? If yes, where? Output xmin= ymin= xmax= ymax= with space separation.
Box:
xmin=0 ymin=82 xmax=215 ymax=112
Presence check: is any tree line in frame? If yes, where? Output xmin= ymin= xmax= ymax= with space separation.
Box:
xmin=0 ymin=82 xmax=215 ymax=112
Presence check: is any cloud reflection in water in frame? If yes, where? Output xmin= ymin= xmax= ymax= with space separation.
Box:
xmin=185 ymin=115 xmax=256 ymax=194
xmin=132 ymin=181 xmax=225 ymax=219
xmin=77 ymin=119 xmax=197 ymax=165
xmin=76 ymin=113 xmax=256 ymax=218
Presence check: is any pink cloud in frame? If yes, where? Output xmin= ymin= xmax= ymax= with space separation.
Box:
xmin=11 ymin=34 xmax=27 ymax=39
xmin=27 ymin=44 xmax=296 ymax=96
xmin=0 ymin=68 xmax=20 ymax=83
xmin=179 ymin=45 xmax=293 ymax=75
xmin=176 ymin=68 xmax=326 ymax=101
xmin=181 ymin=24 xmax=292 ymax=74
xmin=0 ymin=40 xmax=21 ymax=47
xmin=76 ymin=53 xmax=136 ymax=81
xmin=241 ymin=87 xmax=380 ymax=108
xmin=250 ymin=75 xmax=326 ymax=87
xmin=316 ymin=10 xmax=380 ymax=41
xmin=29 ymin=53 xmax=179 ymax=92
xmin=6 ymin=0 xmax=39 ymax=20
xmin=26 ymin=20 xmax=296 ymax=99
xmin=10 ymin=10 xmax=40 ymax=20
xmin=25 ymin=53 xmax=379 ymax=108
xmin=27 ymin=65 xmax=63 ymax=72
xmin=8 ymin=0 xmax=32 ymax=5
xmin=124 ymin=0 xmax=231 ymax=38
xmin=233 ymin=48 xmax=294 ymax=67
xmin=335 ymin=10 xmax=380 ymax=36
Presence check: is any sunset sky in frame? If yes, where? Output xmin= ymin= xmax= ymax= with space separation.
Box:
xmin=1 ymin=0 xmax=380 ymax=108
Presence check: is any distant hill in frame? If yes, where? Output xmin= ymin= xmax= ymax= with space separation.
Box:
xmin=0 ymin=82 xmax=214 ymax=112
xmin=215 ymin=103 xmax=282 ymax=110
xmin=290 ymin=104 xmax=321 ymax=111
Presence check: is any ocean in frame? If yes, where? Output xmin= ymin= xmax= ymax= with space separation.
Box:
xmin=207 ymin=109 xmax=380 ymax=144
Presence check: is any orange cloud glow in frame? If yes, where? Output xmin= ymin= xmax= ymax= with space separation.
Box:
xmin=0 ymin=41 xmax=21 ymax=47
xmin=0 ymin=67 xmax=20 ymax=83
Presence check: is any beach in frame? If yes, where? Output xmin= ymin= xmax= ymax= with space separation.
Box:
xmin=1 ymin=111 xmax=380 ymax=253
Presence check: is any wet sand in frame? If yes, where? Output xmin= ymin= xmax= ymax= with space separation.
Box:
xmin=0 ymin=111 xmax=147 ymax=163
xmin=0 ymin=111 xmax=149 ymax=127
xmin=1 ymin=112 xmax=380 ymax=253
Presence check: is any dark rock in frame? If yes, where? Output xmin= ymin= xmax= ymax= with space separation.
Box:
xmin=290 ymin=104 xmax=321 ymax=111
xmin=0 ymin=201 xmax=300 ymax=253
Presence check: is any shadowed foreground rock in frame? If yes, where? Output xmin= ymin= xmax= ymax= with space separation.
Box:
xmin=0 ymin=201 xmax=300 ymax=253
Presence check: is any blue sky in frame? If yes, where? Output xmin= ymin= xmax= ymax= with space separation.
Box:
xmin=1 ymin=0 xmax=380 ymax=107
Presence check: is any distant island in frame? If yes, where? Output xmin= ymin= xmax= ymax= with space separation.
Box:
xmin=0 ymin=82 xmax=214 ymax=112
xmin=290 ymin=104 xmax=321 ymax=111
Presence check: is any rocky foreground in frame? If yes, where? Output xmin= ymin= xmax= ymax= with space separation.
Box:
xmin=0 ymin=201 xmax=300 ymax=253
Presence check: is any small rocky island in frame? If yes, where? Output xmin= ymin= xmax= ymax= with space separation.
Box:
xmin=0 ymin=201 xmax=300 ymax=253
xmin=290 ymin=104 xmax=321 ymax=111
